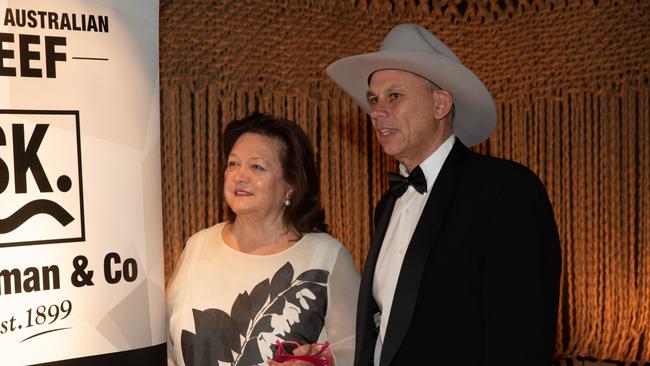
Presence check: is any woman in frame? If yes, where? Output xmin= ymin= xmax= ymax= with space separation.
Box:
xmin=167 ymin=113 xmax=359 ymax=366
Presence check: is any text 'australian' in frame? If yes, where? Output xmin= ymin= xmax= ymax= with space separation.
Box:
xmin=3 ymin=8 xmax=108 ymax=33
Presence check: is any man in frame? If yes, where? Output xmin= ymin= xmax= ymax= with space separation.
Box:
xmin=326 ymin=24 xmax=561 ymax=366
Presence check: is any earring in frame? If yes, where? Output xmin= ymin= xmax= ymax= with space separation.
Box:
xmin=283 ymin=196 xmax=292 ymax=207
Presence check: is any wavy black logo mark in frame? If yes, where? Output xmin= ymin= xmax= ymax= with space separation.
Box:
xmin=0 ymin=110 xmax=85 ymax=247
xmin=0 ymin=124 xmax=74 ymax=232
xmin=0 ymin=199 xmax=74 ymax=233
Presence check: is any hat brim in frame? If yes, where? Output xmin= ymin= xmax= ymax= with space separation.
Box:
xmin=326 ymin=50 xmax=496 ymax=147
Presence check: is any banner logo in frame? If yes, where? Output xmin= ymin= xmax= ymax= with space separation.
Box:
xmin=0 ymin=110 xmax=84 ymax=247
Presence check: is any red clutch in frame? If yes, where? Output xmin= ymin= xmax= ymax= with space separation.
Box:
xmin=272 ymin=339 xmax=331 ymax=366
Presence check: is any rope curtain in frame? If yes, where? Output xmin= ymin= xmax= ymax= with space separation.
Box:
xmin=159 ymin=0 xmax=650 ymax=362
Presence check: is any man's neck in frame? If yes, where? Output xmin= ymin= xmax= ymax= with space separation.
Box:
xmin=400 ymin=131 xmax=454 ymax=173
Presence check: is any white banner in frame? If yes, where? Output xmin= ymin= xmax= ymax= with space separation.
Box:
xmin=0 ymin=1 xmax=164 ymax=364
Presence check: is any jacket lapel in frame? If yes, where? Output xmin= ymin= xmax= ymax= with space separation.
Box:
xmin=379 ymin=139 xmax=467 ymax=366
xmin=355 ymin=193 xmax=396 ymax=366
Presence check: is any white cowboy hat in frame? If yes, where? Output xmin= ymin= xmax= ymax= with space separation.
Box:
xmin=325 ymin=23 xmax=496 ymax=147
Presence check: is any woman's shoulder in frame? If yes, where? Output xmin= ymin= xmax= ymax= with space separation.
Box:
xmin=167 ymin=222 xmax=225 ymax=294
xmin=298 ymin=232 xmax=354 ymax=264
xmin=170 ymin=223 xmax=224 ymax=276
xmin=301 ymin=231 xmax=345 ymax=251
xmin=183 ymin=222 xmax=225 ymax=252
xmin=297 ymin=232 xmax=359 ymax=282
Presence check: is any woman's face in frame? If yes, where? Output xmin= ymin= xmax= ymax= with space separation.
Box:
xmin=224 ymin=133 xmax=292 ymax=222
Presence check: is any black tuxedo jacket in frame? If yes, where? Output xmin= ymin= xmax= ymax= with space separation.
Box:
xmin=354 ymin=139 xmax=561 ymax=366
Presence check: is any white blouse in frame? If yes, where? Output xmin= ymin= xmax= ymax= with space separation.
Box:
xmin=167 ymin=222 xmax=360 ymax=366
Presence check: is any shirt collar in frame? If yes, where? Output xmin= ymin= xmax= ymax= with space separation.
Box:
xmin=398 ymin=134 xmax=456 ymax=193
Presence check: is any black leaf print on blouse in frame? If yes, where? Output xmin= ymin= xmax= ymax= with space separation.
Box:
xmin=270 ymin=262 xmax=293 ymax=299
xmin=181 ymin=262 xmax=329 ymax=366
xmin=181 ymin=308 xmax=240 ymax=365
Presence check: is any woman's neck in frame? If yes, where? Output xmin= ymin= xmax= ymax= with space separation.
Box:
xmin=223 ymin=216 xmax=298 ymax=255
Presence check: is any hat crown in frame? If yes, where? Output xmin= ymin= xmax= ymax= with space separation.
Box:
xmin=379 ymin=24 xmax=461 ymax=64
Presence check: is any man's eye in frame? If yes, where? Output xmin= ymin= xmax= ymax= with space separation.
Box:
xmin=389 ymin=92 xmax=401 ymax=99
xmin=367 ymin=96 xmax=378 ymax=105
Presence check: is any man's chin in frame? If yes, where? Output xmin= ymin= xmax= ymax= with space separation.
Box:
xmin=379 ymin=144 xmax=402 ymax=158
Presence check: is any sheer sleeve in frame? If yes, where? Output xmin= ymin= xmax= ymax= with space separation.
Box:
xmin=167 ymin=331 xmax=177 ymax=366
xmin=325 ymin=246 xmax=360 ymax=366
xmin=165 ymin=233 xmax=196 ymax=366
xmin=166 ymin=256 xmax=182 ymax=366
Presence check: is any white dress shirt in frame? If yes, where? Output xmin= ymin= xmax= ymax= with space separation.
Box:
xmin=372 ymin=135 xmax=455 ymax=365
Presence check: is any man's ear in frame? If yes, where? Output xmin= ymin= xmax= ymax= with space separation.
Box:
xmin=432 ymin=89 xmax=453 ymax=120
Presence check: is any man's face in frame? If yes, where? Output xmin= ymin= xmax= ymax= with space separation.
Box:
xmin=367 ymin=69 xmax=451 ymax=171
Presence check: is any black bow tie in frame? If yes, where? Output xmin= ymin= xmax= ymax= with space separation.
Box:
xmin=388 ymin=166 xmax=427 ymax=198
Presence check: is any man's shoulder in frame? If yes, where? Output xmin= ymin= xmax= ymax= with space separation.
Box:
xmin=461 ymin=152 xmax=553 ymax=211
xmin=463 ymin=150 xmax=542 ymax=185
